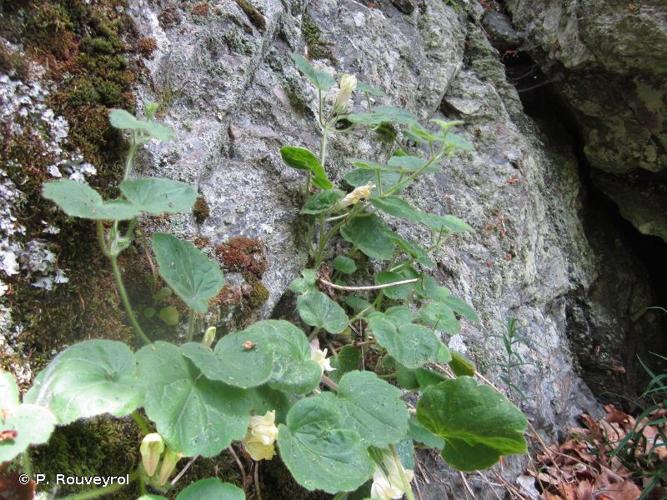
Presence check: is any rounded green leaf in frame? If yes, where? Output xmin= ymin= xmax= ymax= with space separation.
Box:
xmin=449 ymin=351 xmax=476 ymax=377
xmin=347 ymin=106 xmax=417 ymax=126
xmin=24 ymin=340 xmax=142 ymax=425
xmin=330 ymin=345 xmax=361 ymax=382
xmin=344 ymin=169 xmax=400 ymax=195
xmin=180 ymin=337 xmax=273 ymax=389
xmin=109 ymin=109 xmax=175 ymax=141
xmin=367 ymin=314 xmax=446 ymax=369
xmin=383 ymin=306 xmax=415 ymax=326
xmin=151 ymin=233 xmax=225 ymax=313
xmin=297 ymin=291 xmax=348 ymax=334
xmin=408 ymin=416 xmax=444 ymax=449
xmin=341 ymin=214 xmax=396 ymax=261
xmin=43 ymin=180 xmax=140 ymax=220
xmin=302 ymin=190 xmax=343 ymax=215
xmin=416 ymin=377 xmax=528 ymax=471
xmin=277 ymin=395 xmax=373 ymax=494
xmin=136 ymin=342 xmax=250 ymax=457
xmin=335 ymin=371 xmax=409 ymax=447
xmin=176 ymin=478 xmax=245 ymax=500
xmin=332 ymin=255 xmax=357 ymax=275
xmin=233 ymin=320 xmax=321 ymax=394
xmin=280 ymin=146 xmax=320 ymax=171
xmin=119 ymin=178 xmax=197 ymax=215
xmin=0 ymin=404 xmax=56 ymax=462
xmin=370 ymin=196 xmax=424 ymax=223
xmin=374 ymin=268 xmax=418 ymax=300
xmin=290 ymin=53 xmax=336 ymax=90
xmin=418 ymin=302 xmax=460 ymax=333
xmin=420 ymin=213 xmax=472 ymax=234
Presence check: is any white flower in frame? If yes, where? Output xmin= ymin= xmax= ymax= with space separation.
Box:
xmin=156 ymin=448 xmax=182 ymax=486
xmin=370 ymin=453 xmax=415 ymax=500
xmin=242 ymin=410 xmax=279 ymax=461
xmin=202 ymin=326 xmax=216 ymax=348
xmin=140 ymin=433 xmax=164 ymax=476
xmin=339 ymin=183 xmax=374 ymax=208
xmin=310 ymin=344 xmax=335 ymax=374
xmin=333 ymin=74 xmax=357 ymax=114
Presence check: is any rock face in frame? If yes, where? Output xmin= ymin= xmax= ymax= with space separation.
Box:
xmin=503 ymin=0 xmax=667 ymax=242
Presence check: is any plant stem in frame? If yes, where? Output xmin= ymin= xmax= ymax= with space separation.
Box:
xmin=62 ymin=470 xmax=139 ymax=500
xmin=308 ymin=327 xmax=322 ymax=341
xmin=318 ymin=277 xmax=418 ymax=292
xmin=131 ymin=411 xmax=151 ymax=434
xmin=123 ymin=133 xmax=138 ymax=180
xmin=110 ymin=255 xmax=151 ymax=346
xmin=321 ymin=375 xmax=338 ymax=391
xmin=389 ymin=444 xmax=415 ymax=500
xmin=186 ymin=312 xmax=197 ymax=342
xmin=21 ymin=451 xmax=32 ymax=477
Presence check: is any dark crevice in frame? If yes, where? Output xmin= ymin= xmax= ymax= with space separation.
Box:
xmin=500 ymin=49 xmax=667 ymax=408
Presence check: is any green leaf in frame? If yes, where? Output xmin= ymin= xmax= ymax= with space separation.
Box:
xmin=109 ymin=109 xmax=175 ymax=141
xmin=344 ymin=169 xmax=400 ymax=195
xmin=449 ymin=351 xmax=476 ymax=377
xmin=430 ymin=119 xmax=464 ymax=135
xmin=370 ymin=196 xmax=423 ymax=224
xmin=0 ymin=372 xmax=56 ymax=462
xmin=330 ymin=345 xmax=361 ymax=382
xmin=302 ymin=191 xmax=343 ymax=215
xmin=289 ymin=269 xmax=318 ymax=294
xmin=290 ymin=53 xmax=336 ymax=91
xmin=297 ymin=291 xmax=349 ymax=334
xmin=408 ymin=416 xmax=444 ymax=449
xmin=181 ymin=339 xmax=273 ymax=389
xmin=335 ymin=371 xmax=409 ymax=447
xmin=392 ymin=235 xmax=435 ymax=269
xmin=417 ymin=276 xmax=451 ymax=302
xmin=277 ymin=395 xmax=373 ymax=493
xmin=341 ymin=214 xmax=396 ymax=261
xmin=332 ymin=255 xmax=357 ymax=274
xmin=420 ymin=213 xmax=472 ymax=234
xmin=42 ymin=180 xmax=140 ymax=220
xmin=442 ymin=132 xmax=473 ymax=152
xmin=418 ymin=302 xmax=460 ymax=333
xmin=357 ymin=82 xmax=385 ymax=97
xmin=347 ymin=106 xmax=418 ymax=126
xmin=176 ymin=478 xmax=245 ymax=500
xmin=440 ymin=295 xmax=479 ymax=323
xmin=416 ymin=377 xmax=528 ymax=471
xmin=151 ymin=233 xmax=225 ymax=313
xmin=236 ymin=320 xmax=322 ymax=394
xmin=24 ymin=340 xmax=142 ymax=425
xmin=415 ymin=368 xmax=447 ymax=389
xmin=396 ymin=363 xmax=419 ymax=389
xmin=374 ymin=268 xmax=418 ymax=300
xmin=119 ymin=178 xmax=197 ymax=215
xmin=367 ymin=315 xmax=446 ymax=369
xmin=384 ymin=306 xmax=415 ymax=326
xmin=137 ymin=342 xmax=250 ymax=457
xmin=386 ymin=155 xmax=439 ymax=173
xmin=280 ymin=146 xmax=332 ymax=190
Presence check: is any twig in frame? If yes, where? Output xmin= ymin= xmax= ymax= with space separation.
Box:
xmin=459 ymin=472 xmax=475 ymax=499
xmin=254 ymin=462 xmax=262 ymax=500
xmin=170 ymin=456 xmax=197 ymax=486
xmin=322 ymin=375 xmax=338 ymax=391
xmin=228 ymin=446 xmax=248 ymax=490
xmin=318 ymin=277 xmax=418 ymax=291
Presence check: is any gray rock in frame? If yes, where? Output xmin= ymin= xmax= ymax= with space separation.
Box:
xmin=126 ymin=0 xmax=657 ymax=496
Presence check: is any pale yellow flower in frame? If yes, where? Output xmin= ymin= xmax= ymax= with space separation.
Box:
xmin=310 ymin=346 xmax=335 ymax=374
xmin=139 ymin=433 xmax=164 ymax=476
xmin=370 ymin=453 xmax=415 ymax=499
xmin=156 ymin=448 xmax=182 ymax=486
xmin=339 ymin=183 xmax=375 ymax=208
xmin=202 ymin=326 xmax=217 ymax=348
xmin=333 ymin=74 xmax=357 ymax=114
xmin=242 ymin=410 xmax=279 ymax=461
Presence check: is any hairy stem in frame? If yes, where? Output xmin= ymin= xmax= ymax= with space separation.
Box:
xmin=186 ymin=313 xmax=197 ymax=342
xmin=123 ymin=132 xmax=138 ymax=180
xmin=131 ymin=411 xmax=151 ymax=434
xmin=21 ymin=451 xmax=32 ymax=477
xmin=110 ymin=256 xmax=151 ymax=346
xmin=389 ymin=444 xmax=415 ymax=500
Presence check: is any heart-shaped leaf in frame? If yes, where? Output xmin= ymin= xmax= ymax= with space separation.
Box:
xmin=341 ymin=214 xmax=396 ymax=261
xmin=418 ymin=302 xmax=460 ymax=333
xmin=109 ymin=109 xmax=175 ymax=141
xmin=449 ymin=351 xmax=476 ymax=376
xmin=332 ymin=255 xmax=356 ymax=275
xmin=136 ymin=342 xmax=250 ymax=457
xmin=420 ymin=213 xmax=472 ymax=234
xmin=367 ymin=314 xmax=447 ymax=369
xmin=302 ymin=191 xmax=343 ymax=215
xmin=280 ymin=146 xmax=332 ymax=190
xmin=151 ymin=233 xmax=225 ymax=313
xmin=334 ymin=371 xmax=409 ymax=447
xmin=374 ymin=267 xmax=418 ymax=300
xmin=176 ymin=478 xmax=245 ymax=500
xmin=416 ymin=377 xmax=527 ymax=471
xmin=297 ymin=291 xmax=348 ymax=334
xmin=24 ymin=340 xmax=142 ymax=425
xmin=0 ymin=372 xmax=56 ymax=462
xmin=330 ymin=345 xmax=361 ymax=382
xmin=43 ymin=180 xmax=140 ymax=220
xmin=277 ymin=395 xmax=373 ymax=493
xmin=119 ymin=178 xmax=197 ymax=215
xmin=344 ymin=169 xmax=401 ymax=196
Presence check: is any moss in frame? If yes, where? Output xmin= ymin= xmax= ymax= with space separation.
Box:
xmin=216 ymin=237 xmax=268 ymax=279
xmin=193 ymin=196 xmax=210 ymax=224
xmin=246 ymin=278 xmax=269 ymax=309
xmin=302 ymin=14 xmax=334 ymax=62
xmin=234 ymin=0 xmax=266 ymax=32
xmin=31 ymin=417 xmax=141 ymax=498
xmin=137 ymin=36 xmax=157 ymax=58
xmin=191 ymin=2 xmax=211 ymax=17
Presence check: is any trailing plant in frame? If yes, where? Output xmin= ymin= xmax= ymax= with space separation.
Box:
xmin=0 ymin=56 xmax=529 ymax=499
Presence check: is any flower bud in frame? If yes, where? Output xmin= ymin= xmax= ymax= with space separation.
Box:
xmin=202 ymin=326 xmax=217 ymax=348
xmin=156 ymin=448 xmax=182 ymax=486
xmin=339 ymin=183 xmax=374 ymax=208
xmin=370 ymin=452 xmax=415 ymax=499
xmin=310 ymin=345 xmax=335 ymax=375
xmin=140 ymin=433 xmax=164 ymax=477
xmin=241 ymin=410 xmax=279 ymax=461
xmin=333 ymin=74 xmax=357 ymax=115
